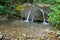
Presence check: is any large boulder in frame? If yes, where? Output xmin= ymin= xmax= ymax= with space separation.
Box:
xmin=21 ymin=4 xmax=50 ymax=21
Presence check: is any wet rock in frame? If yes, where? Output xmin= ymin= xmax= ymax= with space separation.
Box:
xmin=42 ymin=34 xmax=46 ymax=38
xmin=0 ymin=35 xmax=3 ymax=40
xmin=22 ymin=34 xmax=26 ymax=36
xmin=0 ymin=32 xmax=2 ymax=35
xmin=45 ymin=29 xmax=50 ymax=32
xmin=0 ymin=32 xmax=4 ymax=40
xmin=48 ymin=31 xmax=53 ymax=34
xmin=20 ymin=5 xmax=49 ymax=21
xmin=26 ymin=35 xmax=34 ymax=39
xmin=11 ymin=38 xmax=18 ymax=40
xmin=19 ymin=37 xmax=27 ymax=40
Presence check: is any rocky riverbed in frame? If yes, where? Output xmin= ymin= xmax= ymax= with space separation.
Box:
xmin=0 ymin=20 xmax=59 ymax=40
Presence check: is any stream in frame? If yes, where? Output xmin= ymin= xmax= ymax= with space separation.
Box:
xmin=0 ymin=20 xmax=58 ymax=40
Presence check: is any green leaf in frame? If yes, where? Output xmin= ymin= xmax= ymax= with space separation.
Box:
xmin=56 ymin=0 xmax=60 ymax=2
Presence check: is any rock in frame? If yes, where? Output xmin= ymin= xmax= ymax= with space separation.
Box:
xmin=20 ymin=5 xmax=49 ymax=21
xmin=22 ymin=34 xmax=26 ymax=36
xmin=58 ymin=36 xmax=60 ymax=40
xmin=5 ymin=34 xmax=10 ymax=37
xmin=26 ymin=35 xmax=34 ymax=39
xmin=0 ymin=35 xmax=3 ymax=39
xmin=11 ymin=38 xmax=18 ymax=40
xmin=42 ymin=34 xmax=46 ymax=38
xmin=57 ymin=31 xmax=60 ymax=35
xmin=45 ymin=29 xmax=50 ymax=32
xmin=0 ymin=32 xmax=2 ymax=35
xmin=19 ymin=37 xmax=26 ymax=40
xmin=56 ymin=31 xmax=60 ymax=37
xmin=48 ymin=30 xmax=53 ymax=34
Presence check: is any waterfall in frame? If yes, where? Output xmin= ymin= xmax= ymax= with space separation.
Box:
xmin=25 ymin=10 xmax=31 ymax=22
xmin=31 ymin=14 xmax=34 ymax=22
xmin=40 ymin=9 xmax=48 ymax=25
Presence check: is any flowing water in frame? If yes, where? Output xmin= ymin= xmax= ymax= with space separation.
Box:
xmin=31 ymin=16 xmax=34 ymax=22
xmin=24 ymin=6 xmax=49 ymax=25
xmin=31 ymin=13 xmax=34 ymax=22
xmin=25 ymin=10 xmax=31 ymax=22
xmin=40 ymin=9 xmax=49 ymax=25
xmin=0 ymin=19 xmax=57 ymax=40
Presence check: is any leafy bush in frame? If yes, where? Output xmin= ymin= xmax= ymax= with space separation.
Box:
xmin=0 ymin=5 xmax=15 ymax=15
xmin=0 ymin=0 xmax=17 ymax=16
xmin=33 ymin=0 xmax=60 ymax=30
xmin=33 ymin=0 xmax=56 ymax=4
xmin=48 ymin=0 xmax=60 ymax=30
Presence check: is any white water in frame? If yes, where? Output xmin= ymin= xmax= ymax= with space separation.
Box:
xmin=25 ymin=10 xmax=31 ymax=22
xmin=40 ymin=9 xmax=48 ymax=25
xmin=31 ymin=14 xmax=34 ymax=22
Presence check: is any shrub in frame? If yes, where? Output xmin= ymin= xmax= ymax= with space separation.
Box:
xmin=48 ymin=0 xmax=60 ymax=30
xmin=0 ymin=5 xmax=15 ymax=15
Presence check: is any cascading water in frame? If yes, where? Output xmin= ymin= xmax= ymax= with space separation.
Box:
xmin=25 ymin=10 xmax=31 ymax=22
xmin=40 ymin=9 xmax=48 ymax=25
xmin=31 ymin=14 xmax=34 ymax=22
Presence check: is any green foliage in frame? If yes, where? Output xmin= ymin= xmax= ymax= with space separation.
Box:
xmin=48 ymin=0 xmax=60 ymax=30
xmin=33 ymin=0 xmax=55 ymax=4
xmin=56 ymin=0 xmax=60 ymax=2
xmin=57 ymin=32 xmax=60 ymax=39
xmin=5 ymin=0 xmax=12 ymax=3
xmin=15 ymin=5 xmax=25 ymax=16
xmin=33 ymin=0 xmax=60 ymax=5
xmin=15 ymin=5 xmax=24 ymax=10
xmin=33 ymin=0 xmax=41 ymax=4
xmin=0 ymin=5 xmax=15 ymax=15
xmin=0 ymin=0 xmax=17 ymax=16
xmin=33 ymin=0 xmax=60 ymax=30
xmin=0 ymin=0 xmax=29 ymax=16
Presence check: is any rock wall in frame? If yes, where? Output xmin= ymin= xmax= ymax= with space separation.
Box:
xmin=20 ymin=4 xmax=50 ymax=21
